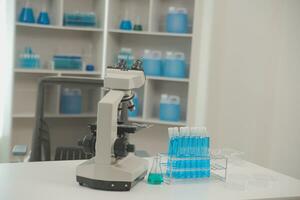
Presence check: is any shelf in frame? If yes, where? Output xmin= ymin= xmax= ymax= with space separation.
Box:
xmin=13 ymin=113 xmax=97 ymax=118
xmin=146 ymin=76 xmax=189 ymax=83
xmin=13 ymin=114 xmax=35 ymax=118
xmin=109 ymin=29 xmax=193 ymax=38
xmin=59 ymin=70 xmax=101 ymax=76
xmin=16 ymin=23 xmax=103 ymax=32
xmin=128 ymin=117 xmax=146 ymax=123
xmin=129 ymin=117 xmax=186 ymax=126
xmin=145 ymin=118 xmax=186 ymax=126
xmin=45 ymin=113 xmax=97 ymax=118
xmin=13 ymin=114 xmax=184 ymax=126
xmin=14 ymin=69 xmax=57 ymax=75
xmin=14 ymin=68 xmax=101 ymax=76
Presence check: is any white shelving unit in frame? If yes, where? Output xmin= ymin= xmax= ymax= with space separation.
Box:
xmin=12 ymin=0 xmax=201 ymax=159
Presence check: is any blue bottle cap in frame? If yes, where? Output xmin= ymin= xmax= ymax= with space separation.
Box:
xmin=86 ymin=64 xmax=95 ymax=71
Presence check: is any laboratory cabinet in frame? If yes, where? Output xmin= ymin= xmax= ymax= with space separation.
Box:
xmin=11 ymin=0 xmax=203 ymax=160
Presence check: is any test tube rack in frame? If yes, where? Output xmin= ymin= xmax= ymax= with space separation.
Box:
xmin=159 ymin=153 xmax=228 ymax=184
xmin=160 ymin=126 xmax=228 ymax=184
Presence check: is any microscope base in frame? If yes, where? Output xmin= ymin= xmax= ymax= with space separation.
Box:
xmin=76 ymin=171 xmax=146 ymax=191
xmin=76 ymin=155 xmax=148 ymax=191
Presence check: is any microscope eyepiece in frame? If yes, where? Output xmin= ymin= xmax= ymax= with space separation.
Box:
xmin=132 ymin=59 xmax=143 ymax=71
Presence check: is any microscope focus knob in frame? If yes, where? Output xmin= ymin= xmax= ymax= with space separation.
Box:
xmin=127 ymin=144 xmax=135 ymax=153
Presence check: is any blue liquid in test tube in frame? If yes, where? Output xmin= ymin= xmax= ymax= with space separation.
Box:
xmin=190 ymin=128 xmax=198 ymax=178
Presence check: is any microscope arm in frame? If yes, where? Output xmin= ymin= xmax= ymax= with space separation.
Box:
xmin=95 ymin=90 xmax=125 ymax=165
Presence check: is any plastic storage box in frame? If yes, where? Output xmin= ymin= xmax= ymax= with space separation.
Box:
xmin=142 ymin=50 xmax=162 ymax=76
xmin=60 ymin=88 xmax=82 ymax=114
xmin=166 ymin=7 xmax=188 ymax=33
xmin=53 ymin=55 xmax=83 ymax=70
xmin=159 ymin=95 xmax=181 ymax=122
xmin=63 ymin=12 xmax=96 ymax=27
xmin=162 ymin=52 xmax=187 ymax=78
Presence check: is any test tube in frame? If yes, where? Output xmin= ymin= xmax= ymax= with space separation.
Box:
xmin=173 ymin=127 xmax=179 ymax=157
xmin=190 ymin=127 xmax=198 ymax=178
xmin=197 ymin=127 xmax=204 ymax=178
xmin=172 ymin=127 xmax=179 ymax=178
xmin=167 ymin=127 xmax=173 ymax=157
xmin=203 ymin=127 xmax=210 ymax=177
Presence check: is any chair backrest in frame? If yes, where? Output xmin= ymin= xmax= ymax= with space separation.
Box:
xmin=30 ymin=76 xmax=104 ymax=162
xmin=54 ymin=147 xmax=93 ymax=160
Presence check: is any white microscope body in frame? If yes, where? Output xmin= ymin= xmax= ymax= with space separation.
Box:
xmin=76 ymin=63 xmax=148 ymax=191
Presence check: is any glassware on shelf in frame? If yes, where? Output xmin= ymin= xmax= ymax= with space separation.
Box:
xmin=64 ymin=12 xmax=97 ymax=27
xmin=159 ymin=94 xmax=181 ymax=122
xmin=133 ymin=16 xmax=143 ymax=31
xmin=83 ymin=44 xmax=94 ymax=71
xmin=37 ymin=4 xmax=50 ymax=25
xmin=147 ymin=155 xmax=163 ymax=185
xmin=19 ymin=1 xmax=35 ymax=23
xmin=166 ymin=7 xmax=189 ymax=33
xmin=18 ymin=47 xmax=40 ymax=69
xmin=119 ymin=11 xmax=132 ymax=30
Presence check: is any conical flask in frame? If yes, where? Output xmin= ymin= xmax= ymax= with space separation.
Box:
xmin=147 ymin=156 xmax=163 ymax=185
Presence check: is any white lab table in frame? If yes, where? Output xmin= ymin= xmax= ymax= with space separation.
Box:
xmin=0 ymin=159 xmax=300 ymax=200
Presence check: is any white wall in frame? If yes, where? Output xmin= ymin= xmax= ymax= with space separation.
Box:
xmin=0 ymin=0 xmax=15 ymax=162
xmin=205 ymin=0 xmax=300 ymax=178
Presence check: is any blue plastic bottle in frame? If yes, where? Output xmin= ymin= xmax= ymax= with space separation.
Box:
xmin=60 ymin=88 xmax=82 ymax=114
xmin=142 ymin=50 xmax=162 ymax=76
xmin=162 ymin=52 xmax=187 ymax=78
xmin=166 ymin=7 xmax=189 ymax=33
xmin=159 ymin=95 xmax=181 ymax=122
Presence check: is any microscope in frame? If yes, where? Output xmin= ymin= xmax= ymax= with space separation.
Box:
xmin=76 ymin=60 xmax=149 ymax=191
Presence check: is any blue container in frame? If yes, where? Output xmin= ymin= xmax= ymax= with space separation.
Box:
xmin=86 ymin=64 xmax=95 ymax=71
xmin=160 ymin=103 xmax=180 ymax=122
xmin=163 ymin=59 xmax=186 ymax=78
xmin=64 ymin=12 xmax=96 ymax=27
xmin=143 ymin=58 xmax=161 ymax=76
xmin=119 ymin=20 xmax=132 ymax=30
xmin=166 ymin=12 xmax=188 ymax=33
xmin=37 ymin=11 xmax=50 ymax=25
xmin=128 ymin=94 xmax=139 ymax=117
xmin=19 ymin=7 xmax=35 ymax=23
xmin=60 ymin=89 xmax=82 ymax=114
xmin=53 ymin=55 xmax=82 ymax=70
